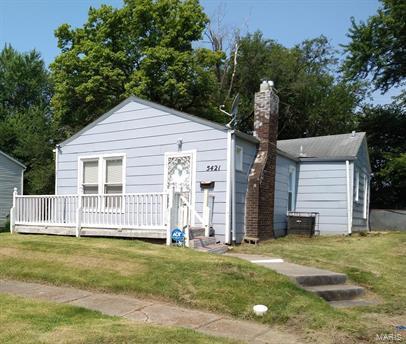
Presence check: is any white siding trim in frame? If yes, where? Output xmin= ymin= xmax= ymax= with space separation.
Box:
xmin=54 ymin=148 xmax=58 ymax=195
xmin=231 ymin=132 xmax=236 ymax=242
xmin=225 ymin=130 xmax=232 ymax=244
xmin=346 ymin=160 xmax=352 ymax=234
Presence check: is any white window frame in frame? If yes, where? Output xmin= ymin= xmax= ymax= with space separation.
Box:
xmin=78 ymin=153 xmax=126 ymax=211
xmin=363 ymin=174 xmax=368 ymax=219
xmin=355 ymin=169 xmax=360 ymax=202
xmin=235 ymin=145 xmax=243 ymax=172
xmin=287 ymin=165 xmax=296 ymax=212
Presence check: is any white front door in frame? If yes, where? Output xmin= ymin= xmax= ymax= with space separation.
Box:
xmin=164 ymin=151 xmax=196 ymax=228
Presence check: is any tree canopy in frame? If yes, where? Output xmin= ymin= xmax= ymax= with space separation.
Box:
xmin=342 ymin=0 xmax=406 ymax=96
xmin=0 ymin=45 xmax=54 ymax=194
xmin=51 ymin=0 xmax=223 ymax=136
xmin=218 ymin=32 xmax=365 ymax=139
xmin=358 ymin=105 xmax=406 ymax=209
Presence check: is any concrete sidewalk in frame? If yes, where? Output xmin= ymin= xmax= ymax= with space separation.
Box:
xmin=0 ymin=279 xmax=302 ymax=344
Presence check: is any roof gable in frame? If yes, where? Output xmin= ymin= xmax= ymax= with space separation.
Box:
xmin=0 ymin=150 xmax=26 ymax=169
xmin=60 ymin=96 xmax=232 ymax=147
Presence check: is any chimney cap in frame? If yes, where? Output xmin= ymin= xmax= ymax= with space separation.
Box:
xmin=260 ymin=80 xmax=271 ymax=92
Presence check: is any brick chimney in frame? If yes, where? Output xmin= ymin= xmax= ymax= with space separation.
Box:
xmin=245 ymin=80 xmax=279 ymax=240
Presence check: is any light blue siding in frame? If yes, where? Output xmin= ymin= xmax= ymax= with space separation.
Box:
xmin=57 ymin=100 xmax=229 ymax=241
xmin=352 ymin=139 xmax=370 ymax=231
xmin=0 ymin=153 xmax=23 ymax=227
xmin=234 ymin=136 xmax=257 ymax=243
xmin=273 ymin=155 xmax=297 ymax=237
xmin=295 ymin=161 xmax=349 ymax=235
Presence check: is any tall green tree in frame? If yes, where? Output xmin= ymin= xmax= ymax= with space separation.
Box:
xmin=51 ymin=0 xmax=223 ymax=136
xmin=0 ymin=45 xmax=54 ymax=194
xmin=342 ymin=0 xmax=405 ymax=101
xmin=358 ymin=105 xmax=406 ymax=209
xmin=221 ymin=32 xmax=365 ymax=138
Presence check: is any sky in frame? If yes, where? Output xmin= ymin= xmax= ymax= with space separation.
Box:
xmin=0 ymin=0 xmax=400 ymax=105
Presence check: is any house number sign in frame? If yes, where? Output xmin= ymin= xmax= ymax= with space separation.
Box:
xmin=206 ymin=165 xmax=221 ymax=172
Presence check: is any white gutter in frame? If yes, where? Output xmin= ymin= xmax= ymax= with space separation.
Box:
xmin=231 ymin=131 xmax=236 ymax=243
xmin=225 ymin=130 xmax=232 ymax=244
xmin=345 ymin=160 xmax=352 ymax=234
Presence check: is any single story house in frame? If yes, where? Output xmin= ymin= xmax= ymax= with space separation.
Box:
xmin=11 ymin=81 xmax=370 ymax=243
xmin=0 ymin=150 xmax=25 ymax=227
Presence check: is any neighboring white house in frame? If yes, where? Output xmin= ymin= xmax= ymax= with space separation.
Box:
xmin=0 ymin=150 xmax=25 ymax=227
xmin=11 ymin=82 xmax=370 ymax=242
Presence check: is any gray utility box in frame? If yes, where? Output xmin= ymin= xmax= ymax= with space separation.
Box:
xmin=287 ymin=212 xmax=319 ymax=237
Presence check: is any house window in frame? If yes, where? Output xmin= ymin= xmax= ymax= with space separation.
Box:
xmin=363 ymin=174 xmax=368 ymax=219
xmin=79 ymin=154 xmax=125 ymax=195
xmin=236 ymin=145 xmax=243 ymax=172
xmin=288 ymin=166 xmax=296 ymax=211
xmin=82 ymin=160 xmax=99 ymax=194
xmin=355 ymin=170 xmax=360 ymax=202
xmin=105 ymin=158 xmax=123 ymax=194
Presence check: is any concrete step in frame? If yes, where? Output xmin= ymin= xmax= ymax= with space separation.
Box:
xmin=189 ymin=236 xmax=217 ymax=249
xmin=189 ymin=227 xmax=205 ymax=239
xmin=305 ymin=284 xmax=364 ymax=301
xmin=328 ymin=299 xmax=379 ymax=308
xmin=294 ymin=273 xmax=347 ymax=286
xmin=196 ymin=244 xmax=229 ymax=254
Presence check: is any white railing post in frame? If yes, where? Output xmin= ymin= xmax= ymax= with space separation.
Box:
xmin=10 ymin=187 xmax=18 ymax=234
xmin=166 ymin=187 xmax=174 ymax=245
xmin=75 ymin=190 xmax=83 ymax=238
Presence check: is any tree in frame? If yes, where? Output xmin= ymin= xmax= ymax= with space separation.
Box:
xmin=342 ymin=0 xmax=406 ymax=96
xmin=358 ymin=105 xmax=406 ymax=208
xmin=0 ymin=45 xmax=54 ymax=194
xmin=51 ymin=0 xmax=223 ymax=136
xmin=221 ymin=32 xmax=365 ymax=138
xmin=0 ymin=45 xmax=51 ymax=119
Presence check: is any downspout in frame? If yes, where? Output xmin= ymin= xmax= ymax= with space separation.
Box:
xmin=231 ymin=131 xmax=236 ymax=243
xmin=225 ymin=130 xmax=232 ymax=244
xmin=345 ymin=160 xmax=352 ymax=234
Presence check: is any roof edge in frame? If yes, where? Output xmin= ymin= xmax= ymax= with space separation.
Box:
xmin=299 ymin=156 xmax=356 ymax=162
xmin=0 ymin=150 xmax=26 ymax=169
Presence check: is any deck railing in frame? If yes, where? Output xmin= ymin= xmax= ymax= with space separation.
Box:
xmin=11 ymin=190 xmax=168 ymax=232
xmin=10 ymin=188 xmax=213 ymax=247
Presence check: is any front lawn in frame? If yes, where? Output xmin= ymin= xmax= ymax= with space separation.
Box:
xmin=0 ymin=233 xmax=401 ymax=343
xmin=234 ymin=232 xmax=406 ymax=314
xmin=0 ymin=293 xmax=235 ymax=344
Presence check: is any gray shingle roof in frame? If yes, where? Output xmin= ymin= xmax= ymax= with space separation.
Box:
xmin=277 ymin=132 xmax=366 ymax=159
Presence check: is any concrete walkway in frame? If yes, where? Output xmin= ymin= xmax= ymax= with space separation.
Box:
xmin=227 ymin=253 xmax=376 ymax=308
xmin=0 ymin=279 xmax=302 ymax=344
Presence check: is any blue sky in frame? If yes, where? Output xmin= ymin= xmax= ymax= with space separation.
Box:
xmin=0 ymin=0 xmax=399 ymax=104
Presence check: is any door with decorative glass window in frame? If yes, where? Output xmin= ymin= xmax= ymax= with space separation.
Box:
xmin=164 ymin=151 xmax=196 ymax=228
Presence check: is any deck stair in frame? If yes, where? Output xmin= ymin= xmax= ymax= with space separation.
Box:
xmin=189 ymin=227 xmax=228 ymax=254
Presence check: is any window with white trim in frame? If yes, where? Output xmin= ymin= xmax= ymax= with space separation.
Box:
xmin=79 ymin=155 xmax=125 ymax=195
xmin=355 ymin=170 xmax=360 ymax=202
xmin=288 ymin=166 xmax=296 ymax=211
xmin=105 ymin=158 xmax=123 ymax=194
xmin=82 ymin=160 xmax=99 ymax=194
xmin=236 ymin=145 xmax=243 ymax=172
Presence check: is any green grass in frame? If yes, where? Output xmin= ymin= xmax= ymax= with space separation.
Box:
xmin=0 ymin=233 xmax=402 ymax=343
xmin=0 ymin=293 xmax=235 ymax=344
